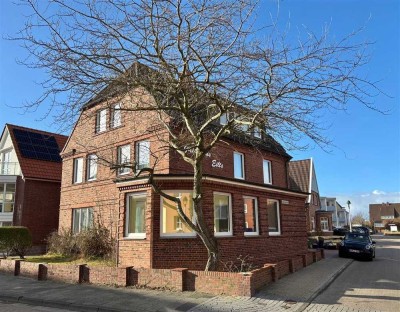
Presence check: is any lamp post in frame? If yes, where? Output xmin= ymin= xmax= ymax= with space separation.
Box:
xmin=347 ymin=200 xmax=352 ymax=232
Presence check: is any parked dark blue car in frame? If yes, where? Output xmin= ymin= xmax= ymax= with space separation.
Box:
xmin=338 ymin=232 xmax=376 ymax=260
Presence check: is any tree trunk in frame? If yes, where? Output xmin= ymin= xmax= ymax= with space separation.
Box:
xmin=192 ymin=153 xmax=219 ymax=271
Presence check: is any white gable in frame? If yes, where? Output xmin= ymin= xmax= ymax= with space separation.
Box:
xmin=0 ymin=126 xmax=21 ymax=175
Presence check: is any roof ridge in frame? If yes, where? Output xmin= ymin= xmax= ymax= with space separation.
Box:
xmin=6 ymin=123 xmax=68 ymax=138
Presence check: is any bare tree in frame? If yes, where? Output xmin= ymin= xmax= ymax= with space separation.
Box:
xmin=13 ymin=0 xmax=381 ymax=270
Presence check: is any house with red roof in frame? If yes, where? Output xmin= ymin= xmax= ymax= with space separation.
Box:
xmin=288 ymin=158 xmax=333 ymax=233
xmin=0 ymin=124 xmax=68 ymax=252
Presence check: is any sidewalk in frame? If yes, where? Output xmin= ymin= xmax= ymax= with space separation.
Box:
xmin=0 ymin=250 xmax=352 ymax=312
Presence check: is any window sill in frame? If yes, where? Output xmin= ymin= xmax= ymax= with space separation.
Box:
xmin=123 ymin=235 xmax=146 ymax=240
xmin=160 ymin=234 xmax=197 ymax=239
xmin=214 ymin=233 xmax=233 ymax=238
xmin=268 ymin=232 xmax=281 ymax=236
xmin=244 ymin=232 xmax=259 ymax=237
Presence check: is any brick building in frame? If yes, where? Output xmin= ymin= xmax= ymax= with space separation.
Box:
xmin=288 ymin=159 xmax=333 ymax=233
xmin=0 ymin=124 xmax=68 ymax=251
xmin=59 ymin=83 xmax=310 ymax=270
xmin=369 ymin=202 xmax=400 ymax=231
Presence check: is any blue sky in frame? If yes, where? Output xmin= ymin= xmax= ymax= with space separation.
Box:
xmin=1 ymin=0 xmax=399 ymax=218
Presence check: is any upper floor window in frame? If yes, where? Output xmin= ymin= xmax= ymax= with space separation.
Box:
xmin=72 ymin=207 xmax=93 ymax=234
xmin=263 ymin=159 xmax=272 ymax=184
xmin=0 ymin=150 xmax=12 ymax=175
xmin=73 ymin=157 xmax=83 ymax=184
xmin=214 ymin=192 xmax=232 ymax=236
xmin=117 ymin=145 xmax=130 ymax=175
xmin=0 ymin=183 xmax=15 ymax=213
xmin=86 ymin=154 xmax=98 ymax=181
xmin=111 ymin=103 xmax=122 ymax=128
xmin=234 ymin=152 xmax=244 ymax=179
xmin=253 ymin=127 xmax=262 ymax=139
xmin=268 ymin=199 xmax=281 ymax=235
xmin=160 ymin=191 xmax=196 ymax=237
xmin=244 ymin=196 xmax=259 ymax=236
xmin=136 ymin=141 xmax=150 ymax=170
xmin=95 ymin=109 xmax=107 ymax=133
xmin=126 ymin=193 xmax=146 ymax=239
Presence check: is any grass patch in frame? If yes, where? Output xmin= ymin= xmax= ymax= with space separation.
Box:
xmin=11 ymin=253 xmax=117 ymax=267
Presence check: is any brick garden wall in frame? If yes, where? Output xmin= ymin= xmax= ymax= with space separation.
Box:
xmin=0 ymin=249 xmax=323 ymax=297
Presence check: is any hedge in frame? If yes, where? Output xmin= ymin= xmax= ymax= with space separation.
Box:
xmin=0 ymin=226 xmax=32 ymax=258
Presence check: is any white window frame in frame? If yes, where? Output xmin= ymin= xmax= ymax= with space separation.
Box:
xmin=263 ymin=159 xmax=272 ymax=184
xmin=72 ymin=207 xmax=93 ymax=234
xmin=111 ymin=103 xmax=122 ymax=128
xmin=320 ymin=217 xmax=329 ymax=232
xmin=233 ymin=152 xmax=245 ymax=180
xmin=136 ymin=140 xmax=150 ymax=171
xmin=125 ymin=192 xmax=147 ymax=239
xmin=86 ymin=154 xmax=98 ymax=181
xmin=0 ymin=182 xmax=15 ymax=213
xmin=73 ymin=157 xmax=83 ymax=184
xmin=243 ymin=196 xmax=259 ymax=237
xmin=160 ymin=190 xmax=196 ymax=238
xmin=117 ymin=145 xmax=130 ymax=175
xmin=253 ymin=127 xmax=262 ymax=138
xmin=213 ymin=192 xmax=233 ymax=237
xmin=268 ymin=199 xmax=281 ymax=236
xmin=96 ymin=109 xmax=107 ymax=133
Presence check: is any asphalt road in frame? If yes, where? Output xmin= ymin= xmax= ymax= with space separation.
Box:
xmin=308 ymin=235 xmax=400 ymax=312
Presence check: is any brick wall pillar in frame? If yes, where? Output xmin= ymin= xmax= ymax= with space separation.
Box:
xmin=171 ymin=268 xmax=188 ymax=291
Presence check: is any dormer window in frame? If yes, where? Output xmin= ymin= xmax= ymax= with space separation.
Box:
xmin=253 ymin=127 xmax=262 ymax=138
xmin=95 ymin=109 xmax=107 ymax=133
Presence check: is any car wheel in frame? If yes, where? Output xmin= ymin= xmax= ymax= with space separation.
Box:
xmin=339 ymin=250 xmax=346 ymax=258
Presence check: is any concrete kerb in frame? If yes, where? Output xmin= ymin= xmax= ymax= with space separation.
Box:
xmin=295 ymin=258 xmax=354 ymax=312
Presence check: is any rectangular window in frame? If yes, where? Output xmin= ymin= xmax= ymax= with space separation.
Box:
xmin=72 ymin=208 xmax=93 ymax=234
xmin=136 ymin=141 xmax=150 ymax=170
xmin=263 ymin=160 xmax=272 ymax=184
xmin=86 ymin=154 xmax=98 ymax=181
xmin=311 ymin=217 xmax=315 ymax=231
xmin=234 ymin=152 xmax=244 ymax=179
xmin=73 ymin=158 xmax=83 ymax=184
xmin=1 ymin=150 xmax=11 ymax=174
xmin=95 ymin=109 xmax=107 ymax=133
xmin=111 ymin=103 xmax=122 ymax=128
xmin=253 ymin=127 xmax=262 ymax=138
xmin=321 ymin=217 xmax=329 ymax=231
xmin=125 ymin=193 xmax=146 ymax=239
xmin=117 ymin=145 xmax=130 ymax=175
xmin=214 ymin=192 xmax=232 ymax=236
xmin=244 ymin=196 xmax=258 ymax=236
xmin=0 ymin=183 xmax=15 ymax=213
xmin=268 ymin=199 xmax=281 ymax=235
xmin=160 ymin=191 xmax=195 ymax=237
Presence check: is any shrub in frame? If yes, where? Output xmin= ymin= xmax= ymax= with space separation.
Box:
xmin=77 ymin=225 xmax=114 ymax=259
xmin=0 ymin=226 xmax=32 ymax=259
xmin=47 ymin=229 xmax=79 ymax=256
xmin=46 ymin=224 xmax=115 ymax=260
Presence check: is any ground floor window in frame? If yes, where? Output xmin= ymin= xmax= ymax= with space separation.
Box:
xmin=0 ymin=183 xmax=15 ymax=213
xmin=320 ymin=217 xmax=329 ymax=231
xmin=126 ymin=193 xmax=146 ymax=239
xmin=161 ymin=191 xmax=195 ymax=237
xmin=244 ymin=196 xmax=258 ymax=236
xmin=214 ymin=192 xmax=232 ymax=236
xmin=0 ymin=221 xmax=12 ymax=227
xmin=72 ymin=208 xmax=93 ymax=234
xmin=268 ymin=199 xmax=281 ymax=235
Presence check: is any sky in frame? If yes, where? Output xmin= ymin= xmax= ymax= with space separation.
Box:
xmin=0 ymin=0 xmax=399 ymax=218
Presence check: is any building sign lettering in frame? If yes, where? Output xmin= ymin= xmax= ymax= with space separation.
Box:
xmin=212 ymin=160 xmax=223 ymax=169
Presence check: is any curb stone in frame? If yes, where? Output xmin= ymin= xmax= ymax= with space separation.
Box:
xmin=295 ymin=258 xmax=354 ymax=312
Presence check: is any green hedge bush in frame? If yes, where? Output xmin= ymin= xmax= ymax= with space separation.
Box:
xmin=0 ymin=226 xmax=32 ymax=259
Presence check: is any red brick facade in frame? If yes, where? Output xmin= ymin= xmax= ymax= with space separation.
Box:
xmin=59 ymin=89 xmax=309 ymax=270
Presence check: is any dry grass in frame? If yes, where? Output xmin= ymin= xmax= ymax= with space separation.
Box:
xmin=12 ymin=253 xmax=117 ymax=267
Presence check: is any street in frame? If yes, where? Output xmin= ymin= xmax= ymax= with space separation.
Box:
xmin=305 ymin=235 xmax=400 ymax=312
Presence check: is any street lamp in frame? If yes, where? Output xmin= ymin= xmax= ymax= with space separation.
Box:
xmin=347 ymin=200 xmax=352 ymax=232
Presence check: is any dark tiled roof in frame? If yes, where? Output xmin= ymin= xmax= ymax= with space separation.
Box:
xmin=6 ymin=124 xmax=68 ymax=181
xmin=288 ymin=159 xmax=311 ymax=192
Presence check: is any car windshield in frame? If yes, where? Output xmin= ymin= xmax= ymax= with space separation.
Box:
xmin=345 ymin=233 xmax=369 ymax=242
